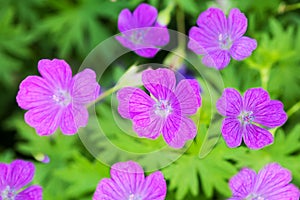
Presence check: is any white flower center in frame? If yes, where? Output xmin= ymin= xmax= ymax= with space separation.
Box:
xmin=1 ymin=186 xmax=16 ymax=200
xmin=154 ymin=100 xmax=172 ymax=117
xmin=239 ymin=111 xmax=254 ymax=125
xmin=218 ymin=33 xmax=232 ymax=50
xmin=52 ymin=89 xmax=71 ymax=106
xmin=244 ymin=193 xmax=265 ymax=200
xmin=128 ymin=193 xmax=142 ymax=200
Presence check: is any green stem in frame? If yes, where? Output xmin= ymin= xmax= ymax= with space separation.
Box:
xmin=287 ymin=100 xmax=300 ymax=117
xmin=87 ymin=86 xmax=118 ymax=108
xmin=279 ymin=2 xmax=300 ymax=13
xmin=176 ymin=6 xmax=186 ymax=50
xmin=260 ymin=68 xmax=270 ymax=90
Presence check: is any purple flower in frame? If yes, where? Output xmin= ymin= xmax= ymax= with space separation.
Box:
xmin=216 ymin=88 xmax=287 ymax=149
xmin=116 ymin=3 xmax=169 ymax=58
xmin=117 ymin=68 xmax=201 ymax=148
xmin=0 ymin=160 xmax=42 ymax=200
xmin=229 ymin=163 xmax=300 ymax=200
xmin=16 ymin=59 xmax=100 ymax=136
xmin=188 ymin=8 xmax=257 ymax=69
xmin=93 ymin=161 xmax=166 ymax=200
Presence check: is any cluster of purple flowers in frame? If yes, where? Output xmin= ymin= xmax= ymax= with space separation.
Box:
xmin=11 ymin=2 xmax=299 ymax=200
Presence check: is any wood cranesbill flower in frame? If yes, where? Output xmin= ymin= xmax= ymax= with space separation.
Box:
xmin=188 ymin=8 xmax=257 ymax=70
xmin=0 ymin=160 xmax=42 ymax=200
xmin=117 ymin=68 xmax=201 ymax=149
xmin=16 ymin=59 xmax=100 ymax=136
xmin=93 ymin=161 xmax=166 ymax=200
xmin=216 ymin=88 xmax=287 ymax=149
xmin=116 ymin=3 xmax=169 ymax=58
xmin=229 ymin=163 xmax=300 ymax=200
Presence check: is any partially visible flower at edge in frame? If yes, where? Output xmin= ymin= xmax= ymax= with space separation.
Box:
xmin=117 ymin=68 xmax=201 ymax=149
xmin=0 ymin=160 xmax=42 ymax=200
xmin=116 ymin=3 xmax=170 ymax=58
xmin=16 ymin=59 xmax=100 ymax=136
xmin=188 ymin=7 xmax=257 ymax=70
xmin=229 ymin=163 xmax=300 ymax=200
xmin=93 ymin=160 xmax=166 ymax=200
xmin=216 ymin=87 xmax=287 ymax=149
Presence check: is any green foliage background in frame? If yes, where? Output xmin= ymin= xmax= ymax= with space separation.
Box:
xmin=0 ymin=0 xmax=300 ymax=199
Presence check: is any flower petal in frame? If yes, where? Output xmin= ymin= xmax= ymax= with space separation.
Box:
xmin=221 ymin=118 xmax=243 ymax=148
xmin=110 ymin=161 xmax=145 ymax=196
xmin=143 ymin=26 xmax=169 ymax=47
xmin=0 ymin=163 xmax=9 ymax=187
xmin=7 ymin=160 xmax=34 ymax=190
xmin=202 ymin=50 xmax=231 ymax=70
xmin=216 ymin=88 xmax=243 ymax=117
xmin=133 ymin=111 xmax=164 ymax=139
xmin=174 ymin=79 xmax=201 ymax=115
xmin=227 ymin=8 xmax=248 ymax=40
xmin=162 ymin=115 xmax=196 ymax=148
xmin=133 ymin=3 xmax=157 ymax=27
xmin=229 ymin=167 xmax=256 ymax=198
xmin=197 ymin=8 xmax=227 ymax=37
xmin=243 ymin=124 xmax=273 ymax=149
xmin=117 ymin=87 xmax=155 ymax=119
xmin=254 ymin=100 xmax=287 ymax=128
xmin=71 ymin=68 xmax=100 ymax=104
xmin=188 ymin=26 xmax=219 ymax=55
xmin=243 ymin=88 xmax=270 ymax=112
xmin=142 ymin=68 xmax=176 ymax=100
xmin=265 ymin=184 xmax=300 ymax=200
xmin=230 ymin=36 xmax=257 ymax=60
xmin=139 ymin=171 xmax=166 ymax=200
xmin=15 ymin=185 xmax=43 ymax=200
xmin=38 ymin=59 xmax=72 ymax=90
xmin=93 ymin=178 xmax=126 ymax=200
xmin=118 ymin=9 xmax=134 ymax=32
xmin=24 ymin=104 xmax=62 ymax=136
xmin=60 ymin=104 xmax=88 ymax=135
xmin=16 ymin=76 xmax=53 ymax=110
xmin=135 ymin=47 xmax=160 ymax=58
xmin=253 ymin=163 xmax=298 ymax=199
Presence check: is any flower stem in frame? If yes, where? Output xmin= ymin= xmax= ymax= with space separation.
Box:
xmin=176 ymin=6 xmax=186 ymax=50
xmin=287 ymin=100 xmax=300 ymax=117
xmin=278 ymin=2 xmax=300 ymax=13
xmin=87 ymin=86 xmax=119 ymax=108
xmin=260 ymin=68 xmax=270 ymax=90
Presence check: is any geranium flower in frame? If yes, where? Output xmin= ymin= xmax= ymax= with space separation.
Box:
xmin=216 ymin=88 xmax=287 ymax=149
xmin=188 ymin=7 xmax=257 ymax=69
xmin=16 ymin=59 xmax=100 ymax=136
xmin=93 ymin=161 xmax=166 ymax=200
xmin=0 ymin=160 xmax=42 ymax=200
xmin=116 ymin=3 xmax=169 ymax=58
xmin=229 ymin=163 xmax=300 ymax=200
xmin=117 ymin=68 xmax=201 ymax=148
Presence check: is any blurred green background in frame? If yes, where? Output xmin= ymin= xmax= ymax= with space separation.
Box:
xmin=0 ymin=0 xmax=300 ymax=199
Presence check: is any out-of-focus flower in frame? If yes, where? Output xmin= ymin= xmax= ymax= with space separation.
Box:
xmin=93 ymin=161 xmax=166 ymax=200
xmin=229 ymin=163 xmax=300 ymax=200
xmin=188 ymin=8 xmax=257 ymax=70
xmin=16 ymin=59 xmax=100 ymax=136
xmin=117 ymin=68 xmax=201 ymax=148
xmin=116 ymin=3 xmax=169 ymax=58
xmin=216 ymin=88 xmax=287 ymax=149
xmin=0 ymin=160 xmax=42 ymax=200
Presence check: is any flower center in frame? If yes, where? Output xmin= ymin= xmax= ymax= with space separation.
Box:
xmin=1 ymin=186 xmax=16 ymax=200
xmin=218 ymin=33 xmax=232 ymax=50
xmin=244 ymin=194 xmax=265 ymax=200
xmin=239 ymin=111 xmax=254 ymax=125
xmin=154 ymin=100 xmax=172 ymax=117
xmin=128 ymin=193 xmax=142 ymax=200
xmin=130 ymin=29 xmax=148 ymax=44
xmin=52 ymin=89 xmax=71 ymax=106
